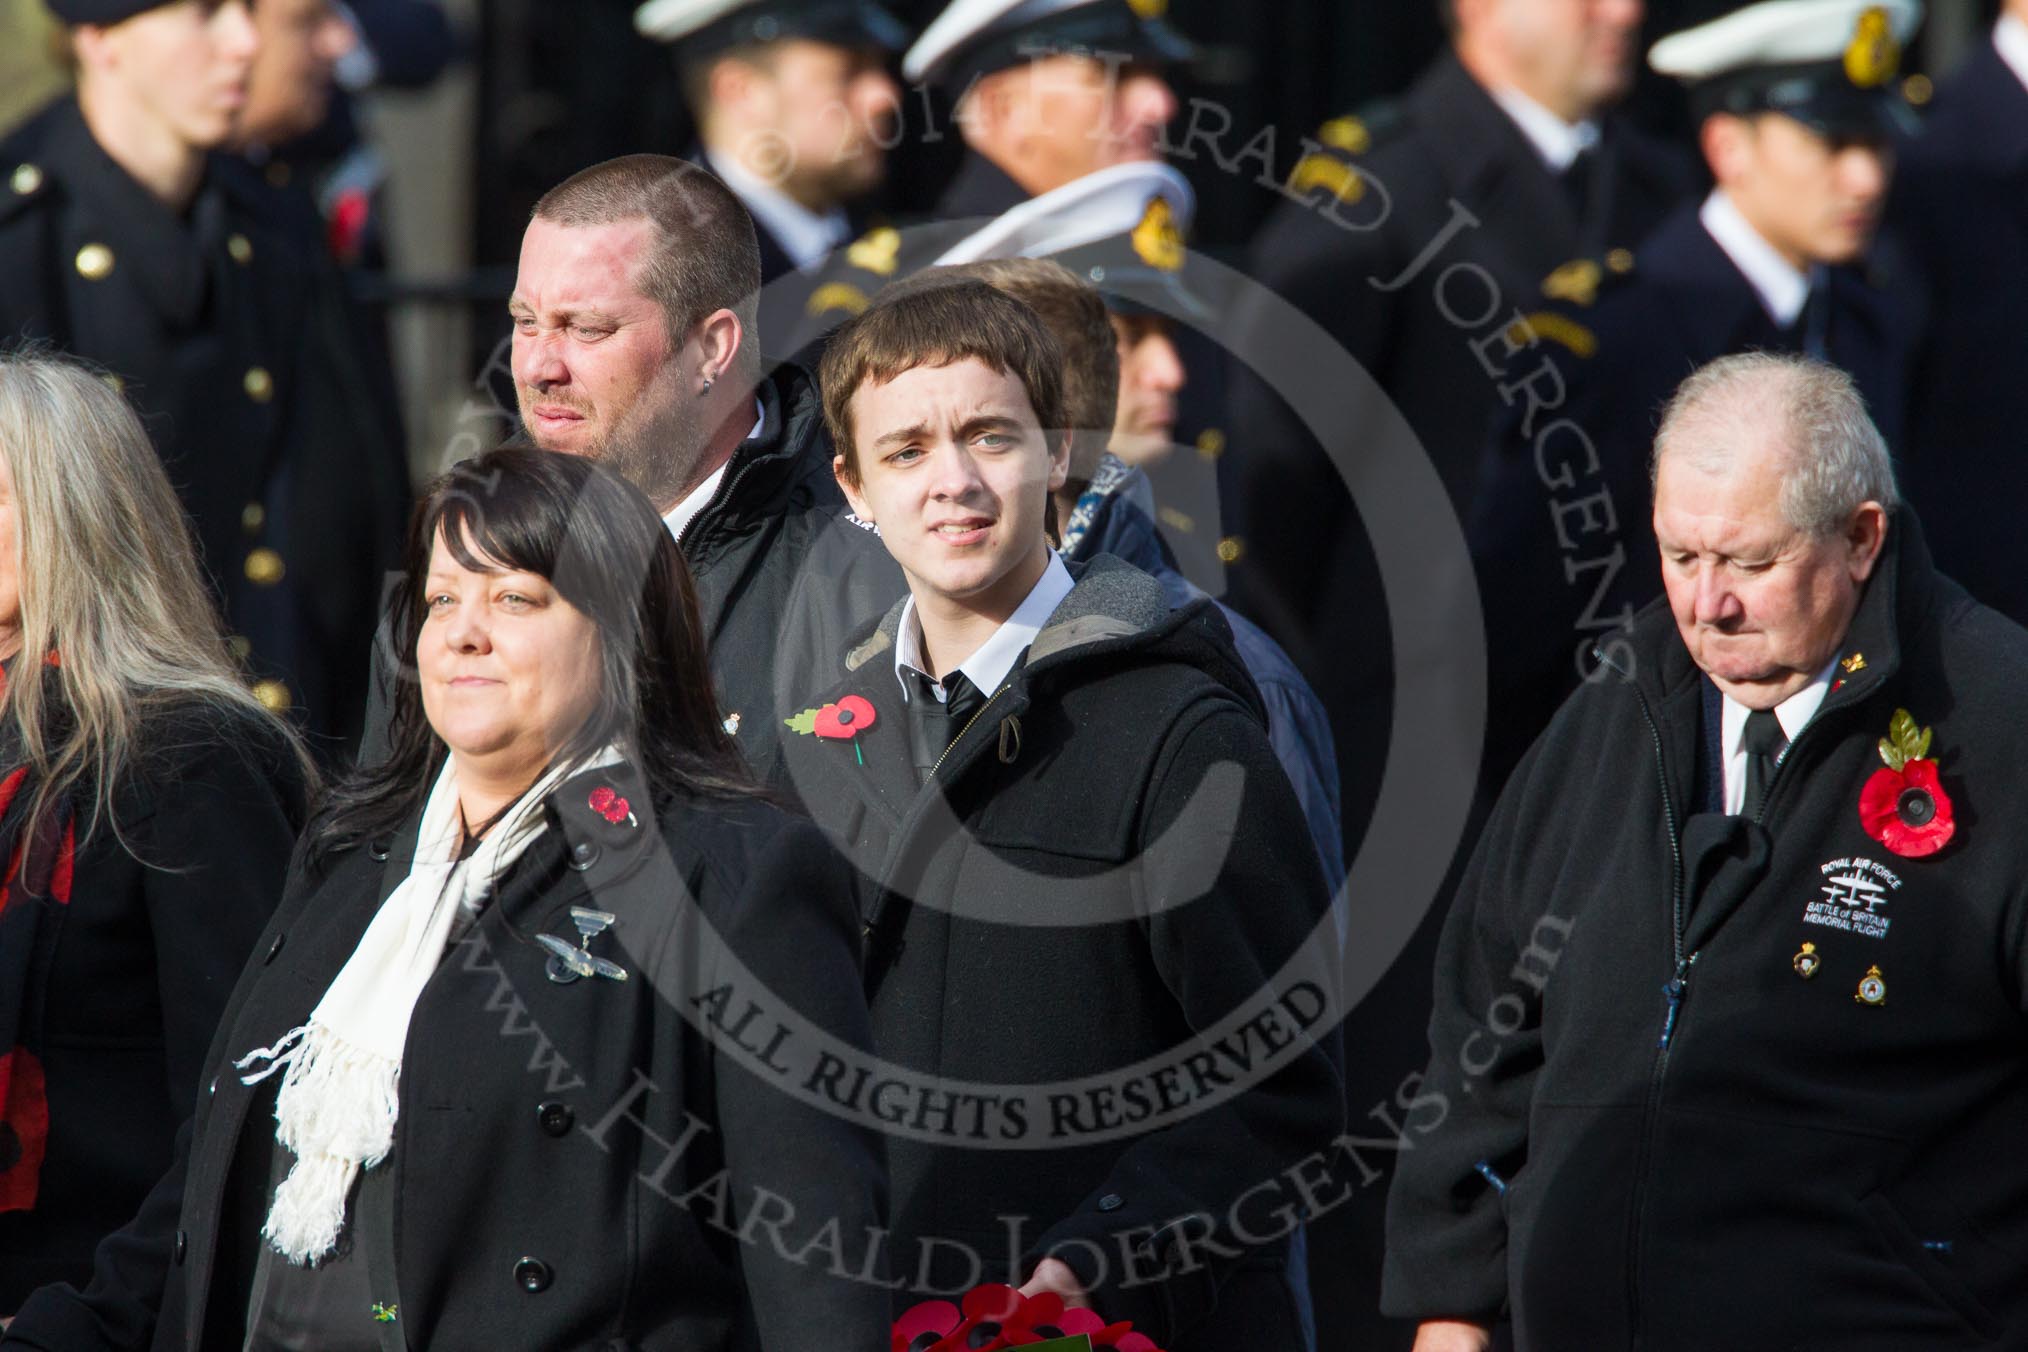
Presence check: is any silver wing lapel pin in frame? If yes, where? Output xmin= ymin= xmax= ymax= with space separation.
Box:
xmin=541 ymin=907 xmax=628 ymax=984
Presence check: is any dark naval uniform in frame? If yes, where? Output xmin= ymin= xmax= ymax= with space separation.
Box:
xmin=1469 ymin=202 xmax=1920 ymax=797
xmin=1213 ymin=63 xmax=1688 ymax=1340
xmin=1889 ymin=32 xmax=2028 ymax=625
xmin=1385 ymin=512 xmax=2028 ymax=1347
xmin=0 ymin=97 xmax=409 ymax=744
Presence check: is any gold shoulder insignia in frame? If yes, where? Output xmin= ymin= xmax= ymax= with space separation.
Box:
xmin=1543 ymin=258 xmax=1604 ymax=308
xmin=1131 ymin=197 xmax=1185 ymax=272
xmin=1511 ymin=312 xmax=1597 ymax=360
xmin=1318 ymin=116 xmax=1370 ymax=155
xmin=1844 ymin=6 xmax=1899 ymax=89
xmin=807 ymin=282 xmax=872 ymax=318
xmin=844 ymin=226 xmax=900 ymax=277
xmin=1126 ymin=0 xmax=1167 ymax=16
xmin=1286 ymin=153 xmax=1364 ymax=206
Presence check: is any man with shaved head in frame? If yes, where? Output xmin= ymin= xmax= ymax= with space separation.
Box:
xmin=1388 ymin=351 xmax=2028 ymax=1349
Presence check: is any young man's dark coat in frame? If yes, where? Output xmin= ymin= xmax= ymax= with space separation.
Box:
xmin=4 ymin=765 xmax=890 ymax=1351
xmin=783 ymin=555 xmax=1345 ymax=1349
xmin=1384 ymin=512 xmax=2028 ymax=1347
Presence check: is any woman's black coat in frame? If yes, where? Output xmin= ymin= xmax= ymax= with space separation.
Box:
xmin=6 ymin=762 xmax=891 ymax=1351
xmin=0 ymin=705 xmax=305 ymax=1312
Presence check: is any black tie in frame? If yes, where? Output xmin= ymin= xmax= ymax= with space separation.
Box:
xmin=1740 ymin=709 xmax=1785 ymax=818
xmin=1559 ymin=149 xmax=1594 ymax=222
xmin=907 ymin=670 xmax=988 ymax=780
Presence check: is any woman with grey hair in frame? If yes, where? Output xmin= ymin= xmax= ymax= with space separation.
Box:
xmin=0 ymin=352 xmax=310 ymax=1312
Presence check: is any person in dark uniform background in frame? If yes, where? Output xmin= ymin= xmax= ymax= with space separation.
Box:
xmin=634 ymin=0 xmax=907 ymax=347
xmin=1888 ymin=0 xmax=2028 ymax=626
xmin=1212 ymin=5 xmax=1691 ymax=1342
xmin=799 ymin=0 xmax=1194 ymax=332
xmin=1470 ymin=0 xmax=1923 ymax=800
xmin=0 ymin=0 xmax=411 ymax=751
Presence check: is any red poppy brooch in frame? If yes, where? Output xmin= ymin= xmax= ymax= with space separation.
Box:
xmin=587 ymin=785 xmax=634 ymax=827
xmin=1858 ymin=708 xmax=1954 ymax=858
xmin=892 ymin=1284 xmax=1166 ymax=1352
xmin=786 ymin=695 xmax=878 ymax=764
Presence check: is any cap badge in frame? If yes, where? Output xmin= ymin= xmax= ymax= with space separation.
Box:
xmin=1844 ymin=7 xmax=1899 ymax=90
xmin=1131 ymin=197 xmax=1185 ymax=273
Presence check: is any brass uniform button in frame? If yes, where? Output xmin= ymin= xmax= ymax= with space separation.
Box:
xmin=10 ymin=163 xmax=41 ymax=196
xmin=1606 ymin=248 xmax=1636 ymax=275
xmin=227 ymin=635 xmax=252 ymax=661
xmin=75 ymin=243 xmax=114 ymax=281
xmin=243 ymin=366 xmax=274 ymax=403
xmin=251 ymin=678 xmax=292 ymax=712
xmin=227 ymin=233 xmax=253 ymax=265
xmin=1196 ymin=427 xmax=1227 ymax=460
xmin=244 ymin=547 xmax=286 ymax=586
xmin=1217 ymin=536 xmax=1245 ymax=564
xmin=241 ymin=501 xmax=266 ymax=534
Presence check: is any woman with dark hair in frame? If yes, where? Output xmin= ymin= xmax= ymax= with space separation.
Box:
xmin=6 ymin=448 xmax=890 ymax=1351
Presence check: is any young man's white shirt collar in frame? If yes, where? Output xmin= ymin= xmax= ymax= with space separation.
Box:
xmin=894 ymin=552 xmax=1074 ymax=704
xmin=1489 ymin=85 xmax=1600 ymax=172
xmin=1700 ymin=189 xmax=1813 ymax=328
xmin=1995 ymin=13 xmax=2028 ymax=93
xmin=704 ymin=148 xmax=850 ymax=271
xmin=662 ymin=397 xmax=766 ymax=542
xmin=1719 ymin=658 xmax=1839 ymax=814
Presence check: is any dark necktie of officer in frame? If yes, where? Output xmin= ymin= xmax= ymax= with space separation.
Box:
xmin=1739 ymin=708 xmax=1786 ymax=818
xmin=908 ymin=670 xmax=989 ymax=781
xmin=1559 ymin=147 xmax=1594 ymax=223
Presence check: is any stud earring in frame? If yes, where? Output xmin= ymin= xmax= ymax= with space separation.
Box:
xmin=700 ymin=377 xmax=714 ymax=395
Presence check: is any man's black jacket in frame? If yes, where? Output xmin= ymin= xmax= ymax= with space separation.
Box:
xmin=1385 ymin=512 xmax=2028 ymax=1348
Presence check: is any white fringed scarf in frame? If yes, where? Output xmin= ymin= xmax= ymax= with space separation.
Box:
xmin=235 ymin=749 xmax=614 ymax=1265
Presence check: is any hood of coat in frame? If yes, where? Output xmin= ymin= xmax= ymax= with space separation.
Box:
xmin=682 ymin=359 xmax=847 ymax=549
xmin=840 ymin=552 xmax=1262 ymax=720
xmin=1600 ymin=506 xmax=1943 ymax=715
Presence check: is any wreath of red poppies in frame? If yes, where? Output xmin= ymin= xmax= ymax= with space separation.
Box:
xmin=893 ymin=1285 xmax=1167 ymax=1352
xmin=1857 ymin=708 xmax=1954 ymax=858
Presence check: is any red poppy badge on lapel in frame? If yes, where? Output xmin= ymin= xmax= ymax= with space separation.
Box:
xmin=1858 ymin=707 xmax=1955 ymax=858
xmin=787 ymin=695 xmax=878 ymax=764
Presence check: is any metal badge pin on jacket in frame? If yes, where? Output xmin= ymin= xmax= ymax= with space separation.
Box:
xmin=1855 ymin=964 xmax=1886 ymax=1006
xmin=539 ymin=907 xmax=628 ymax=984
xmin=1793 ymin=942 xmax=1821 ymax=978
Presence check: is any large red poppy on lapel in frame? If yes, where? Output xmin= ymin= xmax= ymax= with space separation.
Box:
xmin=814 ymin=695 xmax=877 ymax=741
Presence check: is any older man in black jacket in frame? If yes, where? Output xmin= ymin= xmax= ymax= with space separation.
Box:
xmin=366 ymin=154 xmax=902 ymax=784
xmin=1386 ymin=351 xmax=2028 ymax=1350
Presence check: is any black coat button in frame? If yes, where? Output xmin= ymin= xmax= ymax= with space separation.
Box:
xmin=263 ymin=932 xmax=285 ymax=964
xmin=536 ymin=1101 xmax=575 ymax=1137
xmin=567 ymin=839 xmax=600 ymax=872
xmin=173 ymin=1230 xmax=187 ymax=1265
xmin=1098 ymin=1193 xmax=1124 ymax=1212
xmin=368 ymin=839 xmax=391 ymax=861
xmin=513 ymin=1256 xmax=552 ymax=1292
